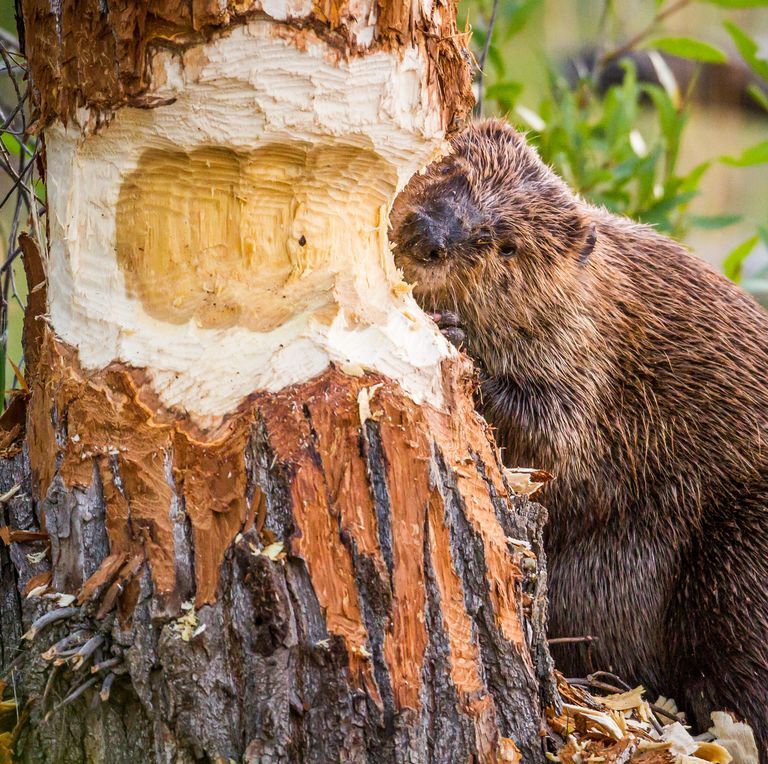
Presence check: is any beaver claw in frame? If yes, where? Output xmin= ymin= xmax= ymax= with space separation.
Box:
xmin=429 ymin=311 xmax=466 ymax=349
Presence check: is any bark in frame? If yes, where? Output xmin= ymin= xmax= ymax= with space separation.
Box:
xmin=4 ymin=337 xmax=555 ymax=762
xmin=1 ymin=1 xmax=557 ymax=761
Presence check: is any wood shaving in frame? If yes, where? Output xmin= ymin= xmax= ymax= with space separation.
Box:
xmin=357 ymin=383 xmax=383 ymax=425
xmin=549 ymin=675 xmax=748 ymax=764
xmin=503 ymin=466 xmax=553 ymax=496
xmin=172 ymin=601 xmax=200 ymax=642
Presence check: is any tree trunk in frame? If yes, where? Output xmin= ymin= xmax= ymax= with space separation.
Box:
xmin=1 ymin=2 xmax=556 ymax=761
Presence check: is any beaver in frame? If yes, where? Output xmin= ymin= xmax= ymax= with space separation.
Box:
xmin=390 ymin=119 xmax=768 ymax=756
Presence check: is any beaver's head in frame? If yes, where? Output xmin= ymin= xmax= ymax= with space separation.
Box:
xmin=389 ymin=120 xmax=596 ymax=322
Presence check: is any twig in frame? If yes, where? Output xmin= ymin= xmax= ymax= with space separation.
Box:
xmin=1 ymin=90 xmax=29 ymax=132
xmin=0 ymin=29 xmax=19 ymax=50
xmin=647 ymin=707 xmax=665 ymax=735
xmin=99 ymin=672 xmax=116 ymax=702
xmin=44 ymin=676 xmax=98 ymax=722
xmin=566 ymin=677 xmax=624 ymax=694
xmin=474 ymin=0 xmax=500 ymax=117
xmin=0 ymin=153 xmax=38 ymax=211
xmin=548 ymin=635 xmax=599 ymax=645
xmin=23 ymin=607 xmax=81 ymax=640
xmin=0 ymin=46 xmax=24 ymax=121
xmin=600 ymin=0 xmax=692 ymax=65
xmin=588 ymin=671 xmax=631 ymax=691
xmin=41 ymin=664 xmax=61 ymax=709
xmin=41 ymin=629 xmax=89 ymax=661
xmin=91 ymin=657 xmax=121 ymax=674
xmin=649 ymin=702 xmax=682 ymax=722
xmin=53 ymin=648 xmax=84 ymax=666
xmin=71 ymin=634 xmax=104 ymax=669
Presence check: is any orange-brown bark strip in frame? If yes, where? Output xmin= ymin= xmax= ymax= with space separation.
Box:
xmin=0 ymin=235 xmax=48 ymax=458
xmin=28 ymin=330 xmax=533 ymax=724
xmin=19 ymin=0 xmax=473 ymax=131
xmin=76 ymin=552 xmax=127 ymax=605
xmin=427 ymin=363 xmax=528 ymax=648
xmin=305 ymin=374 xmax=383 ymax=561
xmin=426 ymin=488 xmax=484 ymax=698
xmin=21 ymin=571 xmax=51 ymax=597
xmin=173 ymin=427 xmax=250 ymax=603
xmin=18 ymin=234 xmax=46 ymax=378
xmin=375 ymin=391 xmax=431 ymax=709
xmin=425 ymin=485 xmax=504 ymax=757
xmin=259 ymin=390 xmax=374 ymax=689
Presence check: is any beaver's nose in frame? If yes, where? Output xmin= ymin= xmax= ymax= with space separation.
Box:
xmin=408 ymin=206 xmax=462 ymax=263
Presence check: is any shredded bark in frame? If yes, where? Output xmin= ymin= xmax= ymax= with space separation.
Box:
xmin=8 ymin=330 xmax=554 ymax=759
xmin=19 ymin=0 xmax=474 ymax=132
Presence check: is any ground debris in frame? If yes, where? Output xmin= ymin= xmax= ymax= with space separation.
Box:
xmin=548 ymin=673 xmax=757 ymax=764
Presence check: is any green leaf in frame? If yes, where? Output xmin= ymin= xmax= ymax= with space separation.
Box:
xmin=690 ymin=213 xmax=743 ymax=229
xmin=746 ymin=84 xmax=768 ymax=113
xmin=1 ymin=132 xmax=21 ymax=156
xmin=721 ymin=141 xmax=768 ymax=166
xmin=485 ymin=81 xmax=523 ymax=108
xmin=679 ymin=161 xmax=712 ymax=192
xmin=647 ymin=37 xmax=728 ymax=64
xmin=498 ymin=0 xmax=545 ymax=40
xmin=723 ymin=235 xmax=759 ymax=283
xmin=33 ymin=179 xmax=46 ymax=204
xmin=643 ymin=190 xmax=699 ymax=216
xmin=724 ymin=22 xmax=768 ymax=80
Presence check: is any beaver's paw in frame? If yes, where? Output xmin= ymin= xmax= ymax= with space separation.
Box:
xmin=429 ymin=311 xmax=466 ymax=349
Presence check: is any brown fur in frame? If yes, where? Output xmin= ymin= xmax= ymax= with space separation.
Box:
xmin=390 ymin=119 xmax=768 ymax=756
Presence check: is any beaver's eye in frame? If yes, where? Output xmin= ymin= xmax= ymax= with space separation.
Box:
xmin=499 ymin=242 xmax=517 ymax=257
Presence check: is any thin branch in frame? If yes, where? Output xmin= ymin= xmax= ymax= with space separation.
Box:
xmin=0 ymin=46 xmax=25 ymax=131
xmin=99 ymin=672 xmax=116 ymax=702
xmin=474 ymin=0 xmax=500 ymax=117
xmin=0 ymin=29 xmax=19 ymax=51
xmin=23 ymin=607 xmax=81 ymax=641
xmin=44 ymin=676 xmax=99 ymax=722
xmin=600 ymin=0 xmax=692 ymax=65
xmin=547 ymin=635 xmax=599 ymax=646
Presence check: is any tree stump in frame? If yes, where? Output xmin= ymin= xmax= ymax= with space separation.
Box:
xmin=0 ymin=2 xmax=557 ymax=761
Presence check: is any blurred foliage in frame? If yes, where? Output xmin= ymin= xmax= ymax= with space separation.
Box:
xmin=460 ymin=0 xmax=768 ymax=281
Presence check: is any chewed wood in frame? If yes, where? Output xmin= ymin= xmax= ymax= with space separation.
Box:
xmin=18 ymin=0 xmax=473 ymax=131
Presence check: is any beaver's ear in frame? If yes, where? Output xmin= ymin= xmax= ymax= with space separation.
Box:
xmin=556 ymin=207 xmax=596 ymax=263
xmin=577 ymin=222 xmax=597 ymax=264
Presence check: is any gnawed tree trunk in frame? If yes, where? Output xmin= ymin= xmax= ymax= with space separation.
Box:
xmin=1 ymin=2 xmax=556 ymax=761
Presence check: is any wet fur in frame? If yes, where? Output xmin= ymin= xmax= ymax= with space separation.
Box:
xmin=390 ymin=119 xmax=768 ymax=756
